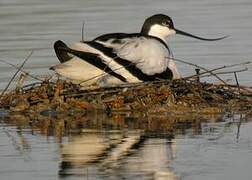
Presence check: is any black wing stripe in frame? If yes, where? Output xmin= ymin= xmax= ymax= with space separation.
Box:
xmin=94 ymin=33 xmax=169 ymax=50
xmin=87 ymin=41 xmax=173 ymax=81
xmin=60 ymin=47 xmax=127 ymax=82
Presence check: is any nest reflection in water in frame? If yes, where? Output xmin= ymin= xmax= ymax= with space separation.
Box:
xmin=1 ymin=108 xmax=251 ymax=179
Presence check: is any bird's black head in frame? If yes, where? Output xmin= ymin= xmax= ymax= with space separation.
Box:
xmin=141 ymin=14 xmax=174 ymax=32
xmin=141 ymin=14 xmax=175 ymax=40
xmin=141 ymin=14 xmax=228 ymax=41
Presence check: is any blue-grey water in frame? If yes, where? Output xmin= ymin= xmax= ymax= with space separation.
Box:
xmin=0 ymin=0 xmax=252 ymax=180
xmin=1 ymin=112 xmax=252 ymax=180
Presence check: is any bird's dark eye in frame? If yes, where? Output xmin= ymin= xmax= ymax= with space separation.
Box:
xmin=162 ymin=21 xmax=170 ymax=27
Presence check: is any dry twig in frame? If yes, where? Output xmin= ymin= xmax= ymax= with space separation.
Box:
xmin=0 ymin=59 xmax=43 ymax=82
xmin=0 ymin=51 xmax=33 ymax=100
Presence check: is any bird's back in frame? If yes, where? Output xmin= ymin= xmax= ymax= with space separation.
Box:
xmin=95 ymin=35 xmax=170 ymax=76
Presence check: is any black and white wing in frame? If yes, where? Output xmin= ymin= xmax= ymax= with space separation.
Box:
xmin=56 ymin=33 xmax=173 ymax=83
xmin=95 ymin=34 xmax=174 ymax=81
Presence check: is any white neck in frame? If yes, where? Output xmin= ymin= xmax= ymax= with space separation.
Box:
xmin=148 ymin=24 xmax=176 ymax=41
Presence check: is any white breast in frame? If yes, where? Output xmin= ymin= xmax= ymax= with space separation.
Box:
xmin=167 ymin=59 xmax=181 ymax=79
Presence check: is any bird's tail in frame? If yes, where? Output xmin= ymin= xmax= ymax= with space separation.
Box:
xmin=54 ymin=40 xmax=72 ymax=63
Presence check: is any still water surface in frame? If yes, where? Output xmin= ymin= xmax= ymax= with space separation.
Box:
xmin=1 ymin=112 xmax=252 ymax=180
xmin=0 ymin=0 xmax=252 ymax=179
xmin=0 ymin=0 xmax=251 ymax=88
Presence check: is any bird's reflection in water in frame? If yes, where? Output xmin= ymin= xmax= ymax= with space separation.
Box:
xmin=58 ymin=112 xmax=226 ymax=179
xmin=59 ymin=131 xmax=178 ymax=180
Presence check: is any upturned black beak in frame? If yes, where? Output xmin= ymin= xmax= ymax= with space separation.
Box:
xmin=174 ymin=28 xmax=228 ymax=41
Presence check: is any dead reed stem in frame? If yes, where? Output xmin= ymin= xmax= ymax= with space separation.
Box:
xmin=0 ymin=51 xmax=33 ymax=100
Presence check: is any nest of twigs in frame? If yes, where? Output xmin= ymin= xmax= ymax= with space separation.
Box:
xmin=0 ymin=55 xmax=251 ymax=120
xmin=0 ymin=78 xmax=251 ymax=117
